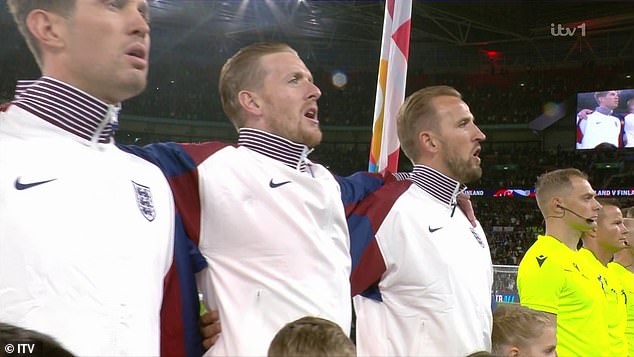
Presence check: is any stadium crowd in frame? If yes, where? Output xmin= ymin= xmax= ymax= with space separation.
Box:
xmin=2 ymin=41 xmax=632 ymax=127
xmin=119 ymin=59 xmax=631 ymax=126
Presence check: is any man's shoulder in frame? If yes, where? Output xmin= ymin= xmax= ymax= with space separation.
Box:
xmin=607 ymin=261 xmax=629 ymax=275
xmin=118 ymin=141 xmax=235 ymax=177
xmin=587 ymin=110 xmax=605 ymax=117
xmin=178 ymin=141 xmax=235 ymax=164
xmin=347 ymin=180 xmax=413 ymax=233
xmin=520 ymin=237 xmax=567 ymax=272
xmin=357 ymin=180 xmax=413 ymax=210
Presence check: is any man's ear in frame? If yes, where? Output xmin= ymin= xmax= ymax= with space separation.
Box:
xmin=418 ymin=130 xmax=439 ymax=154
xmin=26 ymin=10 xmax=66 ymax=52
xmin=238 ymin=90 xmax=262 ymax=116
xmin=508 ymin=346 xmax=520 ymax=357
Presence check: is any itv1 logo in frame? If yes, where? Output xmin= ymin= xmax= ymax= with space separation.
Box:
xmin=550 ymin=22 xmax=586 ymax=37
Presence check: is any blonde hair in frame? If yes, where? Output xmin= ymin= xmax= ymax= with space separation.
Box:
xmin=535 ymin=168 xmax=588 ymax=215
xmin=396 ymin=85 xmax=462 ymax=162
xmin=492 ymin=305 xmax=554 ymax=353
xmin=7 ymin=0 xmax=75 ymax=69
xmin=267 ymin=316 xmax=355 ymax=357
xmin=219 ymin=42 xmax=297 ymax=129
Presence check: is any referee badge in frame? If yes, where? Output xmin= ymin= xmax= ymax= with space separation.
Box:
xmin=132 ymin=180 xmax=156 ymax=222
xmin=470 ymin=227 xmax=485 ymax=248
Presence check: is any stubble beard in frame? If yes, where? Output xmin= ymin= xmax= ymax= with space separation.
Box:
xmin=300 ymin=120 xmax=322 ymax=148
xmin=444 ymin=151 xmax=482 ymax=184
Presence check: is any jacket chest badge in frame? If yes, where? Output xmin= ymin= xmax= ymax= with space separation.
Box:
xmin=470 ymin=227 xmax=485 ymax=248
xmin=132 ymin=181 xmax=156 ymax=222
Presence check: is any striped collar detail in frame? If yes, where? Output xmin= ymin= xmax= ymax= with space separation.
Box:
xmin=409 ymin=164 xmax=466 ymax=207
xmin=12 ymin=77 xmax=120 ymax=144
xmin=238 ymin=128 xmax=312 ymax=172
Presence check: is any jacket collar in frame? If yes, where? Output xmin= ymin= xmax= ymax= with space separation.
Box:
xmin=12 ymin=76 xmax=120 ymax=144
xmin=409 ymin=164 xmax=466 ymax=207
xmin=238 ymin=128 xmax=312 ymax=172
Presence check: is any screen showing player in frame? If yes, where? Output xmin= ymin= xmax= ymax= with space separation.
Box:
xmin=576 ymin=88 xmax=634 ymax=150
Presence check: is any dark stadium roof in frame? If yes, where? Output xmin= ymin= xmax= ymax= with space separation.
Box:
xmin=2 ymin=1 xmax=634 ymax=71
xmin=145 ymin=0 xmax=634 ymax=45
xmin=142 ymin=0 xmax=634 ymax=69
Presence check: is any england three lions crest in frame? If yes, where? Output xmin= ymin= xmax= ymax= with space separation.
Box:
xmin=470 ymin=227 xmax=485 ymax=248
xmin=132 ymin=181 xmax=156 ymax=222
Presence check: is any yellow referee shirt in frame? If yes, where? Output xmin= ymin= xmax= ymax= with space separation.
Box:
xmin=578 ymin=248 xmax=627 ymax=356
xmin=609 ymin=261 xmax=634 ymax=357
xmin=518 ymin=235 xmax=609 ymax=356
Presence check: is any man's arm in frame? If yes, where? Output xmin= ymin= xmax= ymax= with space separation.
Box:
xmin=336 ymin=171 xmax=409 ymax=215
xmin=347 ymin=180 xmax=412 ymax=298
xmin=336 ymin=172 xmax=385 ymax=212
xmin=119 ymin=142 xmax=226 ymax=355
xmin=577 ymin=109 xmax=593 ymax=121
xmin=576 ymin=114 xmax=589 ymax=145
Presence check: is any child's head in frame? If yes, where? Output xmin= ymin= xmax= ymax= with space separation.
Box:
xmin=267 ymin=316 xmax=356 ymax=357
xmin=0 ymin=322 xmax=74 ymax=357
xmin=492 ymin=304 xmax=557 ymax=357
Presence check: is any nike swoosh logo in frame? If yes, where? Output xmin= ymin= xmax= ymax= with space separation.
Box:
xmin=15 ymin=177 xmax=57 ymax=190
xmin=269 ymin=179 xmax=291 ymax=188
xmin=428 ymin=226 xmax=443 ymax=233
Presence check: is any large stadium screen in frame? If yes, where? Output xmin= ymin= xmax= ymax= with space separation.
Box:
xmin=575 ymin=88 xmax=634 ymax=150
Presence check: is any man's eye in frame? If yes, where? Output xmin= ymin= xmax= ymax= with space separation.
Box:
xmin=107 ymin=0 xmax=124 ymax=9
xmin=139 ymin=8 xmax=151 ymax=23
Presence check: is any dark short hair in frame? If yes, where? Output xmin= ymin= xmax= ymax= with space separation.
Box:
xmin=596 ymin=198 xmax=619 ymax=209
xmin=594 ymin=90 xmax=618 ymax=104
xmin=0 ymin=322 xmax=74 ymax=357
xmin=622 ymin=206 xmax=634 ymax=219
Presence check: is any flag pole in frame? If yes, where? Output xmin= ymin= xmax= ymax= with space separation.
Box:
xmin=368 ymin=0 xmax=412 ymax=173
